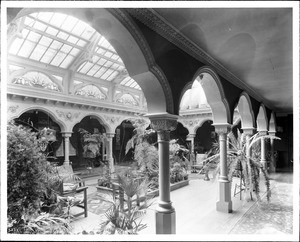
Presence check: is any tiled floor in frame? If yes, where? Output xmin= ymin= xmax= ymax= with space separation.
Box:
xmin=70 ymin=171 xmax=296 ymax=240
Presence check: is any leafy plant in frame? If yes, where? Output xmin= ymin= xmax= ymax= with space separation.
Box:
xmin=99 ymin=171 xmax=153 ymax=234
xmin=201 ymin=130 xmax=280 ymax=202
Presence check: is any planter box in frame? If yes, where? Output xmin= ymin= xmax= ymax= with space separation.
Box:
xmin=148 ymin=179 xmax=189 ymax=197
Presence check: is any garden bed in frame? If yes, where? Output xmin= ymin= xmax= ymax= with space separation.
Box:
xmin=96 ymin=179 xmax=190 ymax=197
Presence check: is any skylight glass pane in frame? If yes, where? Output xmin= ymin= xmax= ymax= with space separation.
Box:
xmin=106 ymin=71 xmax=119 ymax=81
xmin=57 ymin=31 xmax=69 ymax=40
xmin=110 ymin=54 xmax=119 ymax=60
xmin=92 ymin=55 xmax=100 ymax=63
xmin=101 ymin=38 xmax=111 ymax=49
xmin=97 ymin=48 xmax=106 ymax=55
xmin=37 ymin=12 xmax=54 ymax=23
xmin=39 ymin=36 xmax=52 ymax=47
xmin=81 ymin=26 xmax=95 ymax=39
xmin=50 ymin=40 xmax=63 ymax=50
xmin=94 ymin=67 xmax=107 ymax=78
xmin=46 ymin=27 xmax=59 ymax=36
xmin=24 ymin=16 xmax=35 ymax=27
xmin=69 ymin=48 xmax=80 ymax=56
xmin=125 ymin=79 xmax=135 ymax=87
xmin=9 ymin=38 xmax=24 ymax=55
xmin=97 ymin=58 xmax=107 ymax=66
xmin=87 ymin=65 xmax=100 ymax=76
xmin=51 ymin=52 xmax=67 ymax=66
xmin=101 ymin=69 xmax=114 ymax=80
xmin=18 ymin=40 xmax=35 ymax=58
xmin=67 ymin=35 xmax=79 ymax=44
xmin=111 ymin=63 xmax=121 ymax=70
xmin=104 ymin=51 xmax=113 ymax=58
xmin=27 ymin=31 xmax=41 ymax=43
xmin=61 ymin=15 xmax=78 ymax=32
xmin=50 ymin=13 xmax=67 ymax=28
xmin=77 ymin=39 xmax=86 ymax=47
xmin=60 ymin=55 xmax=74 ymax=68
xmin=30 ymin=45 xmax=47 ymax=60
xmin=74 ymin=21 xmax=86 ymax=36
xmin=22 ymin=28 xmax=30 ymax=38
xmin=40 ymin=48 xmax=56 ymax=63
xmin=52 ymin=75 xmax=63 ymax=82
xmin=79 ymin=62 xmax=93 ymax=74
xmin=104 ymin=61 xmax=113 ymax=67
xmin=33 ymin=21 xmax=47 ymax=32
xmin=60 ymin=44 xmax=72 ymax=53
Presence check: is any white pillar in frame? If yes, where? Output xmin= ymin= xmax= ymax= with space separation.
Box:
xmin=147 ymin=113 xmax=178 ymax=234
xmin=269 ymin=131 xmax=276 ymax=172
xmin=186 ymin=133 xmax=196 ymax=165
xmin=106 ymin=133 xmax=115 ymax=174
xmin=62 ymin=132 xmax=72 ymax=167
xmin=214 ymin=124 xmax=232 ymax=213
xmin=243 ymin=128 xmax=255 ymax=200
xmin=260 ymin=131 xmax=268 ymax=171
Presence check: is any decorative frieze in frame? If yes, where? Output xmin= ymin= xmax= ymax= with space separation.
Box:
xmin=103 ymin=115 xmax=121 ymax=125
xmin=150 ymin=118 xmax=177 ymax=132
xmin=56 ymin=110 xmax=80 ymax=122
xmin=8 ymin=105 xmax=19 ymax=113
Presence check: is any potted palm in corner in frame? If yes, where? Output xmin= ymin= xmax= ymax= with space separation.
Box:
xmin=201 ymin=130 xmax=280 ymax=202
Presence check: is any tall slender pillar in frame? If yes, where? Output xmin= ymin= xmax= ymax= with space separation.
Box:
xmin=186 ymin=133 xmax=196 ymax=164
xmin=259 ymin=131 xmax=268 ymax=171
xmin=269 ymin=131 xmax=276 ymax=173
xmin=214 ymin=124 xmax=232 ymax=213
xmin=106 ymin=133 xmax=115 ymax=174
xmin=61 ymin=132 xmax=72 ymax=166
xmin=243 ymin=128 xmax=255 ymax=200
xmin=147 ymin=113 xmax=178 ymax=234
xmin=102 ymin=140 xmax=106 ymax=161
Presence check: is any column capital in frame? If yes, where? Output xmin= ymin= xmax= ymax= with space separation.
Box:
xmin=258 ymin=130 xmax=268 ymax=136
xmin=242 ymin=127 xmax=255 ymax=136
xmin=61 ymin=131 xmax=72 ymax=138
xmin=145 ymin=113 xmax=178 ymax=132
xmin=268 ymin=131 xmax=276 ymax=136
xmin=213 ymin=123 xmax=231 ymax=134
xmin=186 ymin=133 xmax=196 ymax=140
xmin=106 ymin=133 xmax=115 ymax=138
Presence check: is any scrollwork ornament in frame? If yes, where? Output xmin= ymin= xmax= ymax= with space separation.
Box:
xmin=56 ymin=110 xmax=79 ymax=122
xmin=8 ymin=105 xmax=19 ymax=113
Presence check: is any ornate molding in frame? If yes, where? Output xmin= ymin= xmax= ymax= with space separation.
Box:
xmin=127 ymin=9 xmax=271 ymax=109
xmin=103 ymin=115 xmax=121 ymax=126
xmin=56 ymin=110 xmax=80 ymax=122
xmin=182 ymin=119 xmax=199 ymax=128
xmin=8 ymin=105 xmax=19 ymax=113
xmin=150 ymin=118 xmax=177 ymax=133
xmin=214 ymin=123 xmax=231 ymax=135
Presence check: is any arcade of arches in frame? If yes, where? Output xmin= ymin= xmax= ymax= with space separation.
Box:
xmin=5 ymin=8 xmax=294 ymax=235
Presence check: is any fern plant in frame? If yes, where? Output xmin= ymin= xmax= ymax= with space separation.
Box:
xmin=201 ymin=130 xmax=280 ymax=202
xmin=99 ymin=171 xmax=153 ymax=234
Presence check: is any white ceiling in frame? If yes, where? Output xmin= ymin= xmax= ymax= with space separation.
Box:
xmin=155 ymin=8 xmax=293 ymax=114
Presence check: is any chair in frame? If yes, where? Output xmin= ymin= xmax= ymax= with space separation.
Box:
xmin=56 ymin=165 xmax=88 ymax=218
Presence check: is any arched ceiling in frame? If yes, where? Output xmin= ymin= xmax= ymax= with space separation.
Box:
xmin=153 ymin=8 xmax=293 ymax=114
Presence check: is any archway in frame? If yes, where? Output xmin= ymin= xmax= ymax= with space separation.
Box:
xmin=14 ymin=109 xmax=63 ymax=164
xmin=70 ymin=115 xmax=106 ymax=170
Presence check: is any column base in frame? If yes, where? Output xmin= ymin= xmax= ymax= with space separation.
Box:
xmin=216 ymin=181 xmax=232 ymax=213
xmin=156 ymin=210 xmax=176 ymax=234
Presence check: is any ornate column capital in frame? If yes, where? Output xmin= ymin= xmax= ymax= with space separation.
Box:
xmin=106 ymin=133 xmax=115 ymax=139
xmin=145 ymin=113 xmax=178 ymax=132
xmin=213 ymin=123 xmax=231 ymax=135
xmin=268 ymin=131 xmax=276 ymax=136
xmin=146 ymin=113 xmax=178 ymax=142
xmin=61 ymin=132 xmax=72 ymax=138
xmin=259 ymin=130 xmax=268 ymax=136
xmin=242 ymin=127 xmax=255 ymax=136
xmin=186 ymin=133 xmax=196 ymax=140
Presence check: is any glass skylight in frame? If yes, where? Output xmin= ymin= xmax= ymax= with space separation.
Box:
xmin=8 ymin=11 xmax=144 ymax=97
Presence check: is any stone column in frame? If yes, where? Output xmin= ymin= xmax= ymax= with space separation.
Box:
xmin=186 ymin=133 xmax=196 ymax=165
xmin=243 ymin=128 xmax=255 ymax=200
xmin=269 ymin=131 xmax=276 ymax=173
xmin=214 ymin=123 xmax=232 ymax=213
xmin=102 ymin=140 xmax=106 ymax=161
xmin=61 ymin=132 xmax=72 ymax=167
xmin=259 ymin=131 xmax=268 ymax=171
xmin=106 ymin=133 xmax=115 ymax=174
xmin=147 ymin=113 xmax=178 ymax=234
